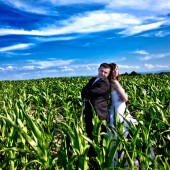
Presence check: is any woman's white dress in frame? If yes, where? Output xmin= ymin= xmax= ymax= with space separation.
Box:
xmin=109 ymin=90 xmax=155 ymax=167
xmin=109 ymin=90 xmax=138 ymax=167
xmin=109 ymin=90 xmax=138 ymax=138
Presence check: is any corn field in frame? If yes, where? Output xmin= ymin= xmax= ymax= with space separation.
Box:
xmin=0 ymin=74 xmax=169 ymax=170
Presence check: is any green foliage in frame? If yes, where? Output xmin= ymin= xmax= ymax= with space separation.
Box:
xmin=0 ymin=74 xmax=169 ymax=169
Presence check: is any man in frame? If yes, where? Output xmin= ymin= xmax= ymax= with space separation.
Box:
xmin=81 ymin=63 xmax=111 ymax=139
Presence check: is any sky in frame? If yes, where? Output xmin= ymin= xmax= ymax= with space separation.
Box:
xmin=0 ymin=0 xmax=170 ymax=80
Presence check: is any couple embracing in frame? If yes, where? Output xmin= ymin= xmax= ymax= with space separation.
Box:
xmin=81 ymin=63 xmax=137 ymax=166
xmin=81 ymin=63 xmax=137 ymax=137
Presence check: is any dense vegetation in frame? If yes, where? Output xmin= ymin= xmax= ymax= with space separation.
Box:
xmin=0 ymin=74 xmax=169 ymax=169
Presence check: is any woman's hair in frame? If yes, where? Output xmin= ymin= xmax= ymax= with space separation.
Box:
xmin=110 ymin=63 xmax=119 ymax=81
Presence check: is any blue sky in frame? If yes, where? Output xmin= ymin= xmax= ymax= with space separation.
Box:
xmin=0 ymin=0 xmax=170 ymax=80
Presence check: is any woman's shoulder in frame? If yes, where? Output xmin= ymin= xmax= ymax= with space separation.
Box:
xmin=110 ymin=80 xmax=117 ymax=90
xmin=111 ymin=79 xmax=119 ymax=86
xmin=111 ymin=80 xmax=123 ymax=89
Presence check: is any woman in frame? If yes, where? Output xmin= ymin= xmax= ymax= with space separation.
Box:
xmin=109 ymin=63 xmax=138 ymax=167
xmin=109 ymin=63 xmax=137 ymax=138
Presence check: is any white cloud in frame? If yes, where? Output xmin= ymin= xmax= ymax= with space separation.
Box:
xmin=22 ymin=66 xmax=35 ymax=70
xmin=3 ymin=0 xmax=51 ymax=15
xmin=0 ymin=43 xmax=34 ymax=52
xmin=38 ymin=0 xmax=170 ymax=14
xmin=119 ymin=21 xmax=166 ymax=36
xmin=46 ymin=69 xmax=58 ymax=73
xmin=62 ymin=63 xmax=100 ymax=73
xmin=0 ymin=67 xmax=5 ymax=70
xmin=28 ymin=59 xmax=74 ymax=69
xmin=3 ymin=0 xmax=170 ymax=17
xmin=6 ymin=66 xmax=15 ymax=70
xmin=139 ymin=30 xmax=170 ymax=37
xmin=0 ymin=28 xmax=43 ymax=36
xmin=132 ymin=50 xmax=149 ymax=55
xmin=0 ymin=51 xmax=32 ymax=56
xmin=140 ymin=53 xmax=170 ymax=61
xmin=0 ymin=59 xmax=75 ymax=72
xmin=144 ymin=63 xmax=154 ymax=69
xmin=11 ymin=72 xmax=31 ymax=80
xmin=0 ymin=11 xmax=142 ymax=36
xmin=140 ymin=56 xmax=151 ymax=61
xmin=155 ymin=31 xmax=170 ymax=37
xmin=107 ymin=0 xmax=170 ymax=14
xmin=34 ymin=36 xmax=80 ymax=42
xmin=156 ymin=64 xmax=169 ymax=68
xmin=0 ymin=65 xmax=17 ymax=71
xmin=144 ymin=63 xmax=169 ymax=69
xmin=61 ymin=66 xmax=74 ymax=72
xmin=65 ymin=11 xmax=141 ymax=33
xmin=85 ymin=65 xmax=96 ymax=71
xmin=119 ymin=64 xmax=140 ymax=69
xmin=0 ymin=4 xmax=168 ymax=38
xmin=21 ymin=53 xmax=32 ymax=56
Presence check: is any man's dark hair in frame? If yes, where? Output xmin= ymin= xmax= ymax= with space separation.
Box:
xmin=99 ymin=63 xmax=111 ymax=69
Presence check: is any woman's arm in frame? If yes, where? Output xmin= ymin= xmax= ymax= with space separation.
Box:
xmin=112 ymin=80 xmax=128 ymax=102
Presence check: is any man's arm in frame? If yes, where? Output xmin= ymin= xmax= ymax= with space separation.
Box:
xmin=81 ymin=78 xmax=95 ymax=100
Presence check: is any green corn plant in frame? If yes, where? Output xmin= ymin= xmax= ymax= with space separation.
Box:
xmin=56 ymin=112 xmax=90 ymax=169
xmin=80 ymin=106 xmax=122 ymax=169
xmin=0 ymin=98 xmax=53 ymax=170
xmin=0 ymin=74 xmax=169 ymax=169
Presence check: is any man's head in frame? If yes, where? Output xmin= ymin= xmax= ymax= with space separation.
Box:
xmin=98 ymin=63 xmax=111 ymax=78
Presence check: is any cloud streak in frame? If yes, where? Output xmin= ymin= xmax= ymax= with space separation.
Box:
xmin=140 ymin=53 xmax=170 ymax=61
xmin=119 ymin=21 xmax=166 ymax=36
xmin=132 ymin=50 xmax=149 ymax=55
xmin=0 ymin=10 xmax=168 ymax=38
xmin=3 ymin=0 xmax=170 ymax=17
xmin=0 ymin=43 xmax=34 ymax=52
xmin=144 ymin=63 xmax=169 ymax=69
xmin=27 ymin=59 xmax=74 ymax=69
